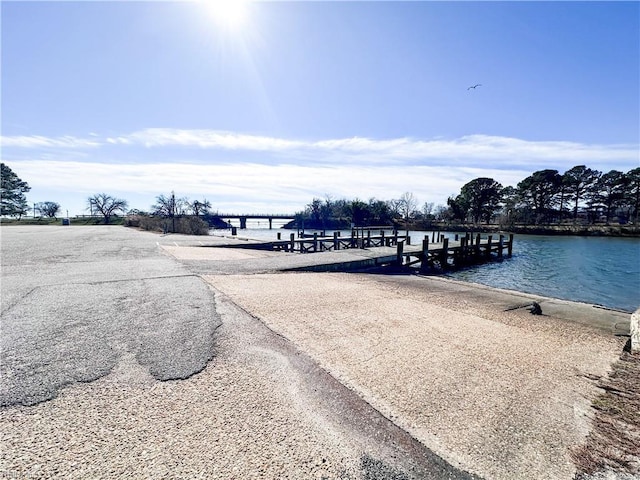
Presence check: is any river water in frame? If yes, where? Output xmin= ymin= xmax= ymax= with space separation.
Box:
xmin=211 ymin=227 xmax=640 ymax=313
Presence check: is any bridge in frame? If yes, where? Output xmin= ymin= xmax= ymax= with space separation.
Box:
xmin=216 ymin=213 xmax=296 ymax=229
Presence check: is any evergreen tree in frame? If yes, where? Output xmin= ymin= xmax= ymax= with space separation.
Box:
xmin=517 ymin=170 xmax=562 ymax=224
xmin=562 ymin=165 xmax=601 ymax=221
xmin=588 ymin=170 xmax=626 ymax=224
xmin=459 ymin=177 xmax=503 ymax=224
xmin=624 ymin=167 xmax=640 ymax=224
xmin=1 ymin=163 xmax=31 ymax=218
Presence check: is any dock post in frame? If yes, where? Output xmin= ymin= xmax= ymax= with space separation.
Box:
xmin=277 ymin=232 xmax=281 ymax=240
xmin=459 ymin=237 xmax=467 ymax=265
xmin=431 ymin=231 xmax=436 ymax=243
xmin=486 ymin=235 xmax=493 ymax=258
xmin=422 ymin=237 xmax=429 ymax=254
xmin=420 ymin=237 xmax=429 ymax=271
xmin=455 ymin=234 xmax=459 ymax=241
xmin=396 ymin=241 xmax=404 ymax=266
xmin=508 ymin=234 xmax=514 ymax=256
xmin=498 ymin=235 xmax=504 ymax=258
xmin=333 ymin=231 xmax=339 ymax=250
xmin=290 ymin=233 xmax=296 ymax=252
xmin=381 ymin=230 xmax=386 ymax=246
xmin=440 ymin=238 xmax=449 ymax=269
xmin=475 ymin=234 xmax=481 ymax=258
xmin=313 ymin=232 xmax=318 ymax=252
xmin=367 ymin=230 xmax=371 ymax=248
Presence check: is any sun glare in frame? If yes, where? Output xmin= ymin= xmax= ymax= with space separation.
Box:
xmin=202 ymin=0 xmax=250 ymax=31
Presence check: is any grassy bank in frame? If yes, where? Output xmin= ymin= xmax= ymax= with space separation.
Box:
xmin=572 ymin=347 xmax=640 ymax=478
xmin=123 ymin=215 xmax=210 ymax=235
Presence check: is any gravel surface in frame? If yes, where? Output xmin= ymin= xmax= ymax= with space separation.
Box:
xmin=204 ymin=271 xmax=627 ymax=480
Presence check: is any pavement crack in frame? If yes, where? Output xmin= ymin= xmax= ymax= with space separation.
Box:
xmin=0 ymin=286 xmax=40 ymax=316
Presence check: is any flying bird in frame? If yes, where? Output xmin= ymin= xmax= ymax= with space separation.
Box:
xmin=467 ymin=84 xmax=482 ymax=90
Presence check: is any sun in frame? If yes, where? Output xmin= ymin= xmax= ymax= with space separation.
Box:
xmin=202 ymin=0 xmax=250 ymax=31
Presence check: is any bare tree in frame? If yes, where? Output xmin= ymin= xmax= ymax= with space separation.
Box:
xmin=87 ymin=193 xmax=128 ymax=224
xmin=190 ymin=199 xmax=211 ymax=216
xmin=152 ymin=191 xmax=189 ymax=232
xmin=35 ymin=201 xmax=61 ymax=218
xmin=397 ymin=192 xmax=418 ymax=221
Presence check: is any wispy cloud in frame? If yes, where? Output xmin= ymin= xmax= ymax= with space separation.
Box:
xmin=4 ymin=129 xmax=637 ymax=170
xmin=106 ymin=129 xmax=304 ymax=150
xmin=15 ymin=159 xmax=530 ymax=214
xmin=0 ymin=135 xmax=101 ymax=148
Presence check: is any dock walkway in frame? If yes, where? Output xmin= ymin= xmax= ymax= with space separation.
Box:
xmin=217 ymin=231 xmax=514 ymax=273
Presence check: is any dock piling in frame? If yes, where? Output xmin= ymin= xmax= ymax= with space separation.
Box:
xmin=396 ymin=241 xmax=404 ymax=266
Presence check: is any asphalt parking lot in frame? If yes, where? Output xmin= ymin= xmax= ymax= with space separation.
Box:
xmin=1 ymin=225 xmax=221 ymax=407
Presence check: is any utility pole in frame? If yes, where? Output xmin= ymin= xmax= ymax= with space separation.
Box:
xmin=171 ymin=191 xmax=176 ymax=233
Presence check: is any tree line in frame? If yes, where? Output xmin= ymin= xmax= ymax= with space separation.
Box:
xmin=294 ymin=166 xmax=640 ymax=228
xmin=3 ymin=162 xmax=639 ymax=230
xmin=1 ymin=163 xmax=218 ymax=233
xmin=447 ymin=166 xmax=639 ymax=226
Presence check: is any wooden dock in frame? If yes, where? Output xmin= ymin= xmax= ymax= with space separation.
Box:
xmin=397 ymin=232 xmax=514 ymax=271
xmin=224 ymin=230 xmax=514 ymax=272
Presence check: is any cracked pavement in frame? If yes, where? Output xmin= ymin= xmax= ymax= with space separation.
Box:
xmin=1 ymin=226 xmax=220 ymax=406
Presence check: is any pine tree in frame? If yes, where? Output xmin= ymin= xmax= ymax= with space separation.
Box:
xmin=1 ymin=163 xmax=31 ymax=218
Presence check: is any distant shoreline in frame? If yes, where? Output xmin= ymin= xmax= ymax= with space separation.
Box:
xmin=436 ymin=223 xmax=640 ymax=238
xmin=281 ymin=219 xmax=640 ymax=238
xmin=2 ymin=217 xmax=640 ymax=238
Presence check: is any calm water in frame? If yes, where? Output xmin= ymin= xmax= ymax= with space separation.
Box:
xmin=212 ymin=228 xmax=640 ymax=313
xmin=448 ymin=234 xmax=640 ymax=313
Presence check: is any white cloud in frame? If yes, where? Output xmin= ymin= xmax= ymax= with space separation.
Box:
xmin=119 ymin=128 xmax=304 ymax=150
xmin=5 ymin=129 xmax=638 ymax=216
xmin=0 ymin=135 xmax=101 ymax=148
xmin=15 ymin=159 xmax=529 ymax=216
xmin=4 ymin=129 xmax=637 ymax=171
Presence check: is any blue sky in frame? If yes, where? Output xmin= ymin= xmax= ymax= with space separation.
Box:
xmin=2 ymin=1 xmax=639 ymax=216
